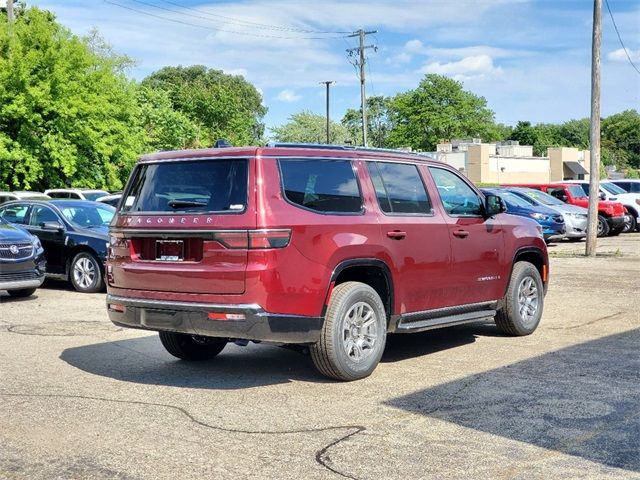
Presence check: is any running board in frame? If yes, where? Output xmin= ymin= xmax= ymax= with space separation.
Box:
xmin=395 ymin=309 xmax=496 ymax=333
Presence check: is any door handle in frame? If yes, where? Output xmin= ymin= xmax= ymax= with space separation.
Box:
xmin=387 ymin=230 xmax=407 ymax=240
xmin=452 ymin=229 xmax=469 ymax=238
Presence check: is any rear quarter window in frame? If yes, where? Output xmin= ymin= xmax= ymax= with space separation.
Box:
xmin=278 ymin=159 xmax=363 ymax=214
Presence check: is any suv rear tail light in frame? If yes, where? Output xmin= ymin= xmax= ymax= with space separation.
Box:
xmin=213 ymin=229 xmax=291 ymax=249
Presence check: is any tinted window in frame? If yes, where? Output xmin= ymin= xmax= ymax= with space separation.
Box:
xmin=0 ymin=204 xmax=29 ymax=224
xmin=48 ymin=192 xmax=69 ymax=199
xmin=121 ymin=159 xmax=248 ymax=213
xmin=429 ymin=167 xmax=482 ymax=216
xmin=368 ymin=162 xmax=431 ymax=214
xmin=58 ymin=204 xmax=115 ymax=227
xmin=279 ymin=159 xmax=362 ymax=213
xmin=578 ymin=184 xmax=589 ymax=195
xmin=30 ymin=206 xmax=60 ymax=226
xmin=567 ymin=185 xmax=587 ymax=198
xmin=83 ymin=191 xmax=109 ymax=201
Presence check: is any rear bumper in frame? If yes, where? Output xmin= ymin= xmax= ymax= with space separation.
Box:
xmin=106 ymin=295 xmax=323 ymax=344
xmin=607 ymin=215 xmax=625 ymax=227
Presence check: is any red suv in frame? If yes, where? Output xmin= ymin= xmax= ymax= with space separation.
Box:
xmin=106 ymin=144 xmax=549 ymax=380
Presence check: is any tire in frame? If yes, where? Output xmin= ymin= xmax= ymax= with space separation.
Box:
xmin=621 ymin=215 xmax=636 ymax=234
xmin=310 ymin=282 xmax=387 ymax=381
xmin=597 ymin=215 xmax=609 ymax=237
xmin=70 ymin=252 xmax=104 ymax=293
xmin=159 ymin=331 xmax=227 ymax=361
xmin=8 ymin=288 xmax=36 ymax=298
xmin=608 ymin=226 xmax=624 ymax=236
xmin=495 ymin=261 xmax=544 ymax=336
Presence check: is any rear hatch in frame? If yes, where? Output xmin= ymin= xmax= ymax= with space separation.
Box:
xmin=109 ymin=157 xmax=254 ymax=294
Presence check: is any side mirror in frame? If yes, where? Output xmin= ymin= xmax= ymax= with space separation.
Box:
xmin=599 ymin=191 xmax=606 ymax=200
xmin=560 ymin=194 xmax=568 ymax=202
xmin=41 ymin=221 xmax=64 ymax=232
xmin=484 ymin=194 xmax=506 ymax=217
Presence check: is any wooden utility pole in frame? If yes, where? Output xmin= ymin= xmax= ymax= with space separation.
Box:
xmin=6 ymin=0 xmax=15 ymax=23
xmin=320 ymin=81 xmax=335 ymax=144
xmin=346 ymin=29 xmax=377 ymax=147
xmin=586 ymin=0 xmax=602 ymax=256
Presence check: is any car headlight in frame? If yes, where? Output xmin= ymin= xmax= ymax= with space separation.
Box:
xmin=529 ymin=213 xmax=547 ymax=220
xmin=32 ymin=236 xmax=42 ymax=250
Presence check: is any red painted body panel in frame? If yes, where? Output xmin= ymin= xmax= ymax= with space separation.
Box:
xmin=107 ymin=147 xmax=548 ymax=320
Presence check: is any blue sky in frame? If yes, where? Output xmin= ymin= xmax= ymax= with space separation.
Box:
xmin=30 ymin=0 xmax=640 ymax=136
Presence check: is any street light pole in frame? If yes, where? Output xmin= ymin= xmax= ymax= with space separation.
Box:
xmin=319 ymin=81 xmax=335 ymax=144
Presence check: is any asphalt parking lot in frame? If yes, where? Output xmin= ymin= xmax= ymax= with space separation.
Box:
xmin=1 ymin=234 xmax=639 ymax=480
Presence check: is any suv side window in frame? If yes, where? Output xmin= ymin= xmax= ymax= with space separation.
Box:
xmin=429 ymin=167 xmax=482 ymax=217
xmin=279 ymin=159 xmax=363 ymax=214
xmin=0 ymin=204 xmax=29 ymax=224
xmin=367 ymin=162 xmax=432 ymax=215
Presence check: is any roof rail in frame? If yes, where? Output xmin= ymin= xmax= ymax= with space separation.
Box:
xmin=265 ymin=142 xmax=427 ymax=157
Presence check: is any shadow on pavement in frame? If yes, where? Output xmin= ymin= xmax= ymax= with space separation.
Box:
xmin=385 ymin=329 xmax=640 ymax=472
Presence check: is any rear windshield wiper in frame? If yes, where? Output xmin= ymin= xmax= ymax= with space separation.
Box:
xmin=167 ymin=200 xmax=208 ymax=209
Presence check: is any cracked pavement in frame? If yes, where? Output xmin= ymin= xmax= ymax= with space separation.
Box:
xmin=0 ymin=233 xmax=639 ymax=479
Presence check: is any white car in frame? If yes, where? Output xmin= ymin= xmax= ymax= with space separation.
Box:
xmin=0 ymin=191 xmax=51 ymax=204
xmin=44 ymin=188 xmax=110 ymax=202
xmin=561 ymin=180 xmax=640 ymax=232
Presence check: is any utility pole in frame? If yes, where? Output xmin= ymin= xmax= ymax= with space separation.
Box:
xmin=586 ymin=0 xmax=601 ymax=257
xmin=319 ymin=81 xmax=335 ymax=144
xmin=6 ymin=0 xmax=14 ymax=23
xmin=347 ymin=29 xmax=377 ymax=146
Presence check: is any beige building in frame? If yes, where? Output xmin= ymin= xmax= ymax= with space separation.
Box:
xmin=433 ymin=140 xmax=590 ymax=184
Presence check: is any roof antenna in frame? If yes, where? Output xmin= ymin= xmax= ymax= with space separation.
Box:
xmin=214 ymin=139 xmax=232 ymax=148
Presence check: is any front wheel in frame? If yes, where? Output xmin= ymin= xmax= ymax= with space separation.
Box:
xmin=310 ymin=282 xmax=387 ymax=381
xmin=597 ymin=215 xmax=610 ymax=237
xmin=495 ymin=261 xmax=544 ymax=336
xmin=159 ymin=332 xmax=227 ymax=360
xmin=70 ymin=252 xmax=104 ymax=293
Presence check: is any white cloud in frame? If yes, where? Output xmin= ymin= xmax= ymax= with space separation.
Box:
xmin=276 ymin=89 xmax=302 ymax=102
xmin=419 ymin=54 xmax=502 ymax=80
xmin=607 ymin=48 xmax=640 ymax=63
xmin=223 ymin=68 xmax=248 ymax=77
xmin=404 ymin=39 xmax=424 ymax=53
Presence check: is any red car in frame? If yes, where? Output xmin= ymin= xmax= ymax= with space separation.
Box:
xmin=502 ymin=183 xmax=627 ymax=237
xmin=107 ymin=144 xmax=549 ymax=380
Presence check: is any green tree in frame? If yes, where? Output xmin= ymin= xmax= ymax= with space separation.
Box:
xmin=602 ymin=110 xmax=640 ymax=169
xmin=142 ymin=65 xmax=266 ymax=147
xmin=342 ymin=96 xmax=392 ymax=147
xmin=0 ymin=8 xmax=142 ymax=190
xmin=386 ymin=74 xmax=499 ymax=151
xmin=508 ymin=121 xmax=562 ymax=156
xmin=271 ymin=111 xmax=353 ymax=144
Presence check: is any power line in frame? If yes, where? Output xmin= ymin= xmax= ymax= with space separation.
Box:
xmin=158 ymin=0 xmax=350 ymax=34
xmin=103 ymin=1 xmax=348 ymax=40
xmin=605 ymin=0 xmax=640 ymax=75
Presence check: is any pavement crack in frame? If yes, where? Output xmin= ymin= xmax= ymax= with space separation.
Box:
xmin=547 ymin=311 xmax=624 ymax=330
xmin=0 ymin=391 xmax=366 ymax=480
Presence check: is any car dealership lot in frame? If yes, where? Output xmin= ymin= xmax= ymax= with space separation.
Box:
xmin=1 ymin=234 xmax=638 ymax=479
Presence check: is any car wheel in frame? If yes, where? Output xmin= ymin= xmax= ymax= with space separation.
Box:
xmin=597 ymin=215 xmax=609 ymax=237
xmin=495 ymin=261 xmax=544 ymax=336
xmin=70 ymin=252 xmax=104 ymax=293
xmin=621 ymin=215 xmax=636 ymax=234
xmin=7 ymin=288 xmax=36 ymax=298
xmin=159 ymin=332 xmax=227 ymax=360
xmin=310 ymin=281 xmax=387 ymax=381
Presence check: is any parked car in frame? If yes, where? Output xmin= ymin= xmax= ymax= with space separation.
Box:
xmin=44 ymin=188 xmax=110 ymax=201
xmin=504 ymin=183 xmax=627 ymax=237
xmin=0 ymin=200 xmax=115 ymax=293
xmin=0 ymin=191 xmax=51 ymax=204
xmin=610 ymin=179 xmax=640 ymax=194
xmin=0 ymin=216 xmax=46 ymax=297
xmin=106 ymin=143 xmax=549 ymax=381
xmin=481 ymin=188 xmax=565 ymax=243
xmin=505 ymin=187 xmax=588 ymax=241
xmin=96 ymin=193 xmax=122 ymax=208
xmin=561 ymin=180 xmax=640 ymax=233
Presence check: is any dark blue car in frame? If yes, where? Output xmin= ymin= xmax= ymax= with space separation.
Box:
xmin=481 ymin=188 xmax=565 ymax=243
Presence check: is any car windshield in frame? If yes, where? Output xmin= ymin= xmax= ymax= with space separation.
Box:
xmin=58 ymin=204 xmax=115 ymax=228
xmin=567 ymin=185 xmax=586 ymax=198
xmin=601 ymin=183 xmax=626 ymax=195
xmin=497 ymin=191 xmax=537 ymax=208
xmin=520 ymin=189 xmax=564 ymax=206
xmin=83 ymin=191 xmax=110 ymax=201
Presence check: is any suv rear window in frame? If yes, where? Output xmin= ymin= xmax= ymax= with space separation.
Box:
xmin=279 ymin=159 xmax=362 ymax=213
xmin=121 ymin=159 xmax=248 ymax=214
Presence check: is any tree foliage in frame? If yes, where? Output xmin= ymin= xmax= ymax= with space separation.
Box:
xmin=342 ymin=96 xmax=392 ymax=148
xmin=0 ymin=8 xmax=142 ymax=191
xmin=602 ymin=110 xmax=640 ymax=169
xmin=271 ymin=111 xmax=353 ymax=144
xmin=142 ymin=66 xmax=266 ymax=147
xmin=386 ymin=74 xmax=500 ymax=151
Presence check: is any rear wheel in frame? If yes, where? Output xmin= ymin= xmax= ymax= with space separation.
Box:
xmin=311 ymin=282 xmax=387 ymax=381
xmin=495 ymin=261 xmax=544 ymax=336
xmin=159 ymin=332 xmax=227 ymax=360
xmin=597 ymin=216 xmax=609 ymax=237
xmin=70 ymin=252 xmax=104 ymax=293
xmin=8 ymin=288 xmax=36 ymax=298
xmin=621 ymin=215 xmax=636 ymax=234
